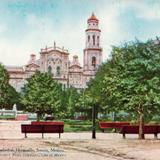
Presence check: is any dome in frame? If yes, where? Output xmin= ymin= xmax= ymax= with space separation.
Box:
xmin=88 ymin=13 xmax=98 ymax=22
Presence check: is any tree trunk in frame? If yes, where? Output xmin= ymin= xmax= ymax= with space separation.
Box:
xmin=37 ymin=112 xmax=41 ymax=121
xmin=92 ymin=105 xmax=96 ymax=139
xmin=113 ymin=112 xmax=116 ymax=121
xmin=139 ymin=112 xmax=145 ymax=139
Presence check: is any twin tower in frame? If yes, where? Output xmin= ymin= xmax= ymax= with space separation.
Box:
xmin=83 ymin=13 xmax=102 ymax=75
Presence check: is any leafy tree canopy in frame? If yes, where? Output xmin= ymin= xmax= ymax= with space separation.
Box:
xmin=89 ymin=39 xmax=160 ymax=138
xmin=102 ymin=40 xmax=160 ymax=116
xmin=0 ymin=64 xmax=19 ymax=109
xmin=61 ymin=86 xmax=80 ymax=118
xmin=21 ymin=71 xmax=62 ymax=119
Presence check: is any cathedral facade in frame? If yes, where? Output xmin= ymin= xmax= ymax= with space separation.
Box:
xmin=5 ymin=13 xmax=103 ymax=91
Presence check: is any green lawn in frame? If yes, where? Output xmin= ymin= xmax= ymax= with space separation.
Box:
xmin=62 ymin=119 xmax=132 ymax=132
xmin=63 ymin=119 xmax=92 ymax=132
xmin=62 ymin=119 xmax=106 ymax=132
xmin=0 ymin=115 xmax=15 ymax=119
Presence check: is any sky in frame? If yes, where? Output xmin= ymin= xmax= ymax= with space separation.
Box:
xmin=0 ymin=0 xmax=160 ymax=66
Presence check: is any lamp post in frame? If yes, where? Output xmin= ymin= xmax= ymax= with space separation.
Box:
xmin=92 ymin=105 xmax=96 ymax=139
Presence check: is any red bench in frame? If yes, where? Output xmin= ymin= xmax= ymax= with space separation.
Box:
xmin=99 ymin=121 xmax=130 ymax=132
xmin=21 ymin=121 xmax=64 ymax=138
xmin=31 ymin=121 xmax=64 ymax=125
xmin=119 ymin=125 xmax=160 ymax=139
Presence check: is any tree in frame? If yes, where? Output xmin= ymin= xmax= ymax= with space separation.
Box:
xmin=0 ymin=63 xmax=19 ymax=109
xmin=0 ymin=63 xmax=9 ymax=108
xmin=53 ymin=85 xmax=81 ymax=119
xmin=21 ymin=71 xmax=62 ymax=120
xmin=5 ymin=85 xmax=20 ymax=109
xmin=76 ymin=63 xmax=115 ymax=119
xmin=62 ymin=86 xmax=80 ymax=118
xmin=98 ymin=40 xmax=160 ymax=139
xmin=75 ymin=88 xmax=93 ymax=118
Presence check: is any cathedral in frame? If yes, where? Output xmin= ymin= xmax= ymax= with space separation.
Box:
xmin=5 ymin=13 xmax=103 ymax=91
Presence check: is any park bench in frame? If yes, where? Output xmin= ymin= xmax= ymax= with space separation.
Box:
xmin=119 ymin=125 xmax=160 ymax=139
xmin=21 ymin=121 xmax=64 ymax=138
xmin=31 ymin=121 xmax=64 ymax=125
xmin=99 ymin=121 xmax=130 ymax=132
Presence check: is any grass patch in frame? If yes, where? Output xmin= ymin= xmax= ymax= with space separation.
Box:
xmin=62 ymin=119 xmax=102 ymax=132
xmin=63 ymin=119 xmax=92 ymax=125
xmin=0 ymin=115 xmax=15 ymax=119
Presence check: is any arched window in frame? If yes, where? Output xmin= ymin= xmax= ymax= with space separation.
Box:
xmin=93 ymin=35 xmax=95 ymax=45
xmin=92 ymin=57 xmax=96 ymax=68
xmin=48 ymin=66 xmax=52 ymax=74
xmin=88 ymin=35 xmax=90 ymax=42
xmin=97 ymin=36 xmax=99 ymax=46
xmin=56 ymin=66 xmax=60 ymax=76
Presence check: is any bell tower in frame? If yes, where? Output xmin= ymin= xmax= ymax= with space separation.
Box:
xmin=83 ymin=13 xmax=102 ymax=73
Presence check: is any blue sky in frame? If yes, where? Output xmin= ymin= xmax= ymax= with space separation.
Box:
xmin=0 ymin=0 xmax=160 ymax=65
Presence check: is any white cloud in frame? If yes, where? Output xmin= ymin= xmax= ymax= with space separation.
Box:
xmin=119 ymin=0 xmax=160 ymax=20
xmin=97 ymin=0 xmax=160 ymax=60
xmin=0 ymin=13 xmax=86 ymax=66
xmin=0 ymin=0 xmax=160 ymax=66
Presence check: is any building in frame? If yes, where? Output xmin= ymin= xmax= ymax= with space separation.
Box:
xmin=5 ymin=13 xmax=103 ymax=91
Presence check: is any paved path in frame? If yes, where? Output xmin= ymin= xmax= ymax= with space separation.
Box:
xmin=0 ymin=120 xmax=160 ymax=160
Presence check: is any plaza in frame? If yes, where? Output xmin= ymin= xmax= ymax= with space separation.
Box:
xmin=0 ymin=120 xmax=160 ymax=160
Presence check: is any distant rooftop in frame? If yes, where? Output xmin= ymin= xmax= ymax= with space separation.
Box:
xmin=5 ymin=66 xmax=24 ymax=72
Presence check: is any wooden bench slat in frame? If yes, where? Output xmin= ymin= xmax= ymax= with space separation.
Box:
xmin=119 ymin=125 xmax=160 ymax=139
xmin=99 ymin=121 xmax=130 ymax=132
xmin=31 ymin=121 xmax=64 ymax=125
xmin=21 ymin=122 xmax=64 ymax=138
